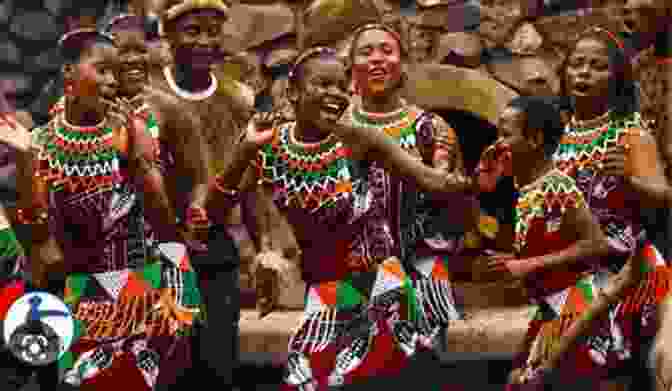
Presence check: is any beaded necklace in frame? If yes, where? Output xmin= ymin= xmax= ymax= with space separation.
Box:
xmin=554 ymin=112 xmax=644 ymax=172
xmin=349 ymin=103 xmax=421 ymax=149
xmin=513 ymin=169 xmax=585 ymax=253
xmin=256 ymin=122 xmax=357 ymax=212
xmin=35 ymin=110 xmax=124 ymax=194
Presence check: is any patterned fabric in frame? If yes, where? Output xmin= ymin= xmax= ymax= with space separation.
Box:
xmin=513 ymin=170 xmax=590 ymax=300
xmin=506 ymin=112 xmax=672 ymax=384
xmin=31 ymin=109 xmax=201 ymax=390
xmin=281 ymin=258 xmax=436 ymax=391
xmin=347 ymin=105 xmax=466 ymax=326
xmin=0 ymin=228 xmax=27 ymax=320
xmin=257 ymin=120 xmax=441 ymax=390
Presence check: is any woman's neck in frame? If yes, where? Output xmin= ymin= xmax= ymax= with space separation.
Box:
xmin=572 ymin=97 xmax=609 ymax=122
xmin=172 ymin=63 xmax=212 ymax=92
xmin=293 ymin=119 xmax=331 ymax=144
xmin=515 ymin=154 xmax=554 ymax=190
xmin=360 ymin=90 xmax=404 ymax=114
xmin=64 ymin=98 xmax=105 ymax=127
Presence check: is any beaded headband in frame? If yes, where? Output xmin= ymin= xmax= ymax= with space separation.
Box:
xmin=288 ymin=47 xmax=339 ymax=82
xmin=578 ymin=26 xmax=625 ymax=51
xmin=103 ymin=13 xmax=145 ymax=34
xmin=159 ymin=0 xmax=229 ymax=36
xmin=58 ymin=28 xmax=115 ymax=60
xmin=349 ymin=23 xmax=405 ymax=58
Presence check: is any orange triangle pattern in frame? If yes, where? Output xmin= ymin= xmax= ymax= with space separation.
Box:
xmin=122 ymin=272 xmax=151 ymax=297
xmin=562 ymin=285 xmax=589 ymax=316
xmin=381 ymin=258 xmax=405 ymax=280
xmin=316 ymin=281 xmax=338 ymax=306
xmin=431 ymin=259 xmax=451 ymax=281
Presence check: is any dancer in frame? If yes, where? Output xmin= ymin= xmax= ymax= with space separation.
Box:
xmin=477 ymin=97 xmax=633 ymax=390
xmin=210 ymin=46 xmax=475 ymax=391
xmin=25 ymin=28 xmax=201 ymax=390
xmin=154 ymin=1 xmax=256 ymax=386
xmin=0 ymin=88 xmax=34 ymax=391
xmin=512 ymin=26 xmax=672 ymax=390
xmin=102 ymin=13 xmax=210 ymax=247
xmin=343 ymin=23 xmax=471 ymax=336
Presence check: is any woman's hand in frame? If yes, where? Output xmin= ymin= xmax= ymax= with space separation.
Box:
xmin=244 ymin=112 xmax=276 ymax=147
xmin=30 ymin=237 xmax=65 ymax=289
xmin=476 ymin=141 xmax=512 ymax=193
xmin=471 ymin=252 xmax=520 ymax=282
xmin=601 ymin=145 xmax=630 ymax=178
xmin=0 ymin=113 xmax=30 ymax=152
xmin=253 ymin=250 xmax=302 ymax=318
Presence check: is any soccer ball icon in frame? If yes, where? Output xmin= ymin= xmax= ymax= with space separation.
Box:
xmin=3 ymin=292 xmax=74 ymax=366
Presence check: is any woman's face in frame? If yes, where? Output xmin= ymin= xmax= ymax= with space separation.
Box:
xmin=73 ymin=44 xmax=119 ymax=103
xmin=113 ymin=29 xmax=150 ymax=97
xmin=351 ymin=29 xmax=403 ymax=97
xmin=564 ymin=37 xmax=613 ymax=100
xmin=293 ymin=57 xmax=350 ymax=125
xmin=497 ymin=106 xmax=530 ymax=156
xmin=165 ymin=10 xmax=229 ymax=71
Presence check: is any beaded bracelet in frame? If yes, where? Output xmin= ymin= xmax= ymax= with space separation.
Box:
xmin=16 ymin=208 xmax=49 ymax=226
xmin=656 ymin=57 xmax=672 ymax=65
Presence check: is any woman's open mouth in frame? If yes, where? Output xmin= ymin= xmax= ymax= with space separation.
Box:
xmin=321 ymin=98 xmax=348 ymax=116
xmin=572 ymin=82 xmax=591 ymax=95
xmin=122 ymin=67 xmax=146 ymax=81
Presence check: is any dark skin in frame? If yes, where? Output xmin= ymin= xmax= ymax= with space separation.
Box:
xmin=488 ymin=107 xmax=616 ymax=386
xmin=112 ymin=27 xmax=210 ymax=235
xmin=567 ymin=37 xmax=669 ymax=208
xmin=27 ymin=43 xmax=120 ymax=288
xmin=250 ymin=57 xmax=478 ymax=315
xmin=156 ymin=8 xmax=259 ymax=272
xmin=475 ymin=107 xmax=609 ymax=283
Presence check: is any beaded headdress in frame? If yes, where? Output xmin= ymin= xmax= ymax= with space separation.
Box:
xmin=288 ymin=47 xmax=339 ymax=83
xmin=577 ymin=26 xmax=626 ymax=51
xmin=103 ymin=13 xmax=146 ymax=35
xmin=349 ymin=23 xmax=406 ymax=59
xmin=159 ymin=0 xmax=230 ymax=35
xmin=58 ymin=28 xmax=116 ymax=61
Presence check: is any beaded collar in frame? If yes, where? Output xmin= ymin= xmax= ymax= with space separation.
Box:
xmin=348 ymin=101 xmax=421 ymax=149
xmin=34 ymin=109 xmax=125 ymax=193
xmin=513 ymin=169 xmax=585 ymax=253
xmin=256 ymin=122 xmax=357 ymax=213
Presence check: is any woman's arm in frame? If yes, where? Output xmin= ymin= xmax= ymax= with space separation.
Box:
xmin=335 ymin=121 xmax=474 ymax=194
xmin=604 ymin=129 xmax=670 ymax=208
xmin=508 ymin=203 xmax=610 ymax=276
xmin=19 ymin=137 xmax=64 ymax=289
xmin=124 ymin=109 xmax=181 ymax=243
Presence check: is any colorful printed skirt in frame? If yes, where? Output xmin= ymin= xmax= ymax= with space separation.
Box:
xmin=507 ymin=241 xmax=672 ymax=389
xmin=60 ymin=242 xmax=202 ymax=391
xmin=281 ymin=256 xmax=459 ymax=391
xmin=0 ymin=227 xmax=26 ymax=320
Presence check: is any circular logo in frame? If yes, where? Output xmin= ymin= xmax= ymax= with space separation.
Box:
xmin=3 ymin=292 xmax=74 ymax=365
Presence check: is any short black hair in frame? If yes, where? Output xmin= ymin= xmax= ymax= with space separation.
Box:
xmin=59 ymin=29 xmax=116 ymax=64
xmin=507 ymin=96 xmax=565 ymax=158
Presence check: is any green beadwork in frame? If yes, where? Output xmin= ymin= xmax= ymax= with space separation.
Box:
xmin=555 ymin=112 xmax=644 ymax=159
xmin=258 ymin=123 xmax=356 ymax=210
